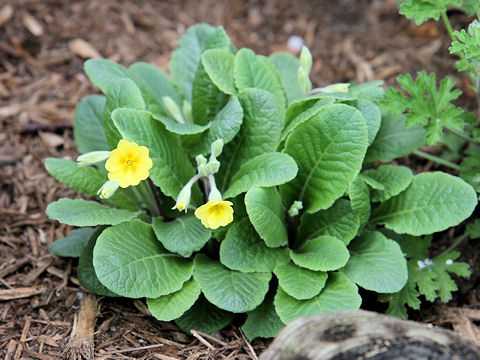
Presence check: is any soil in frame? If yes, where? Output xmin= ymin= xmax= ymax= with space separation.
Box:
xmin=0 ymin=0 xmax=479 ymax=359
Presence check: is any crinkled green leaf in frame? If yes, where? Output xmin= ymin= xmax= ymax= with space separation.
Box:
xmin=152 ymin=215 xmax=211 ymax=258
xmin=362 ymin=165 xmax=414 ymax=203
xmin=50 ymin=227 xmax=95 ymax=257
xmin=193 ymin=254 xmax=271 ymax=313
xmin=348 ymin=175 xmax=371 ymax=226
xmin=274 ymin=272 xmax=361 ymax=323
xmin=112 ymin=108 xmax=195 ymax=199
xmin=46 ymin=199 xmax=140 ymax=226
xmin=176 ymin=295 xmax=234 ymax=334
xmin=201 ymin=49 xmax=236 ymax=95
xmin=274 ymin=262 xmax=327 ymax=300
xmin=343 ymin=231 xmax=408 ymax=293
xmin=365 ymin=114 xmax=426 ymax=163
xmin=151 ymin=113 xmax=210 ymax=135
xmin=73 ymin=95 xmax=109 ymax=153
xmin=245 ymin=187 xmax=288 ymax=248
xmin=281 ymin=104 xmax=368 ymax=213
xmin=147 ymin=278 xmax=201 ymax=321
xmin=371 ymin=172 xmax=477 ymax=235
xmin=344 ymin=99 xmax=381 ymax=145
xmin=269 ymin=52 xmax=303 ymax=104
xmin=290 ymin=236 xmax=349 ymax=272
xmin=298 ymin=199 xmax=360 ymax=245
xmin=224 ymin=153 xmax=298 ymax=199
xmin=220 ymin=219 xmax=289 ymax=272
xmin=348 ymin=80 xmax=385 ymax=102
xmin=93 ymin=220 xmax=193 ymax=298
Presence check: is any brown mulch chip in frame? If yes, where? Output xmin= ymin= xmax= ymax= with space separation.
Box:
xmin=1 ymin=0 xmax=479 ymax=358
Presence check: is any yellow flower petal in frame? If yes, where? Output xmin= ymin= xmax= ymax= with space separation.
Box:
xmin=194 ymin=200 xmax=234 ymax=229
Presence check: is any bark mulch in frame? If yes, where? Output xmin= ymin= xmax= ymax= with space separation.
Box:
xmin=1 ymin=0 xmax=479 ymax=359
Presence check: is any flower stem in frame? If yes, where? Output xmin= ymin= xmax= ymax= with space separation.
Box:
xmin=441 ymin=233 xmax=469 ymax=256
xmin=445 ymin=126 xmax=480 ymax=144
xmin=413 ymin=150 xmax=460 ymax=171
xmin=440 ymin=10 xmax=456 ymax=43
xmin=147 ymin=178 xmax=164 ymax=218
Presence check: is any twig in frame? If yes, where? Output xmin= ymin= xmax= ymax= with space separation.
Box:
xmin=105 ymin=343 xmax=164 ymax=354
xmin=191 ymin=330 xmax=215 ymax=350
xmin=191 ymin=330 xmax=227 ymax=346
xmin=239 ymin=329 xmax=258 ymax=360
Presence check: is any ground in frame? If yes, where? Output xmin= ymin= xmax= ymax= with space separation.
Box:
xmin=0 ymin=0 xmax=479 ymax=359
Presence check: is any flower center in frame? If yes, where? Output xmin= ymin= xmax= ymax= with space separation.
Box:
xmin=126 ymin=159 xmax=134 ymax=166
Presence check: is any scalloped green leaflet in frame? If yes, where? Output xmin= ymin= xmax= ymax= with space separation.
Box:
xmin=193 ymin=254 xmax=271 ymax=313
xmin=245 ymin=187 xmax=288 ymax=248
xmin=93 ymin=220 xmax=193 ymax=298
xmin=342 ymin=231 xmax=408 ymax=293
xmin=290 ymin=235 xmax=350 ymax=272
xmin=152 ymin=215 xmax=212 ymax=257
xmin=220 ymin=219 xmax=289 ymax=272
xmin=274 ymin=262 xmax=327 ymax=300
xmin=274 ymin=272 xmax=361 ymax=323
xmin=147 ymin=278 xmax=201 ymax=322
xmin=371 ymin=172 xmax=477 ymax=235
xmin=281 ymin=103 xmax=368 ymax=213
xmin=46 ymin=198 xmax=141 ymax=227
xmin=223 ymin=152 xmax=298 ymax=199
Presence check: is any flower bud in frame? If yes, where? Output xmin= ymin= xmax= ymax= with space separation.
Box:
xmin=300 ymin=45 xmax=313 ymax=74
xmin=288 ymin=200 xmax=303 ymax=217
xmin=210 ymin=139 xmax=224 ymax=158
xmin=206 ymin=159 xmax=220 ymax=174
xmin=172 ymin=183 xmax=192 ymax=212
xmin=208 ymin=186 xmax=222 ymax=201
xmin=298 ymin=67 xmax=312 ymax=94
xmin=77 ymin=151 xmax=110 ymax=166
xmin=316 ymin=83 xmax=350 ymax=94
xmin=182 ymin=100 xmax=193 ymax=123
xmin=162 ymin=96 xmax=185 ymax=124
xmin=196 ymin=154 xmax=207 ymax=167
xmin=97 ymin=180 xmax=120 ymax=199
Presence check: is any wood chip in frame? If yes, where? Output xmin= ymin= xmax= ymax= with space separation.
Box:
xmin=23 ymin=13 xmax=44 ymax=36
xmin=68 ymin=38 xmax=102 ymax=59
xmin=0 ymin=287 xmax=45 ymax=300
xmin=0 ymin=4 xmax=13 ymax=27
xmin=38 ymin=132 xmax=64 ymax=149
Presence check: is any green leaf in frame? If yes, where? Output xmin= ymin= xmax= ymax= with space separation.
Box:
xmin=188 ymin=97 xmax=243 ymax=156
xmin=93 ymin=220 xmax=193 ymax=298
xmin=193 ymin=254 xmax=271 ymax=313
xmin=242 ymin=289 xmax=285 ymax=340
xmin=399 ymin=0 xmax=461 ymax=25
xmin=218 ymin=88 xmax=284 ymax=190
xmin=245 ymin=187 xmax=288 ymax=248
xmin=223 ymin=153 xmax=298 ymax=199
xmin=234 ymin=48 xmax=286 ymax=112
xmin=50 ymin=227 xmax=95 ymax=257
xmin=450 ymin=25 xmax=480 ymax=74
xmin=147 ymin=278 xmax=201 ymax=321
xmin=383 ymin=71 xmax=463 ymax=145
xmin=152 ymin=215 xmax=212 ymax=257
xmin=345 ymin=99 xmax=381 ymax=145
xmin=169 ymin=24 xmax=216 ymax=101
xmin=73 ymin=95 xmax=109 ymax=153
xmin=365 ymin=114 xmax=426 ymax=163
xmin=280 ymin=104 xmax=368 ymax=213
xmin=44 ymin=158 xmax=137 ymax=211
xmin=46 ymin=199 xmax=140 ymax=226
xmin=342 ymin=231 xmax=408 ymax=293
xmin=176 ymin=295 xmax=234 ymax=334
xmin=201 ymin=49 xmax=236 ymax=95
xmin=348 ymin=81 xmax=385 ymax=102
xmin=290 ymin=236 xmax=350 ymax=272
xmin=129 ymin=62 xmax=181 ymax=106
xmin=269 ymin=52 xmax=304 ymax=104
xmin=112 ymin=108 xmax=195 ymax=199
xmin=460 ymin=147 xmax=480 ymax=192
xmin=362 ymin=165 xmax=414 ymax=203
xmin=467 ymin=219 xmax=480 ymax=239
xmin=78 ymin=227 xmax=117 ymax=297
xmin=220 ymin=219 xmax=289 ymax=272
xmin=151 ymin=113 xmax=210 ymax=135
xmin=103 ymin=78 xmax=146 ymax=149
xmin=191 ymin=27 xmax=232 ymax=126
xmin=274 ymin=272 xmax=361 ymax=323
xmin=371 ymin=172 xmax=477 ymax=235
xmin=274 ymin=262 xmax=327 ymax=300
xmin=298 ymin=199 xmax=360 ymax=245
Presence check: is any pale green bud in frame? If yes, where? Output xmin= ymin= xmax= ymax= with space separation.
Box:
xmin=97 ymin=180 xmax=120 ymax=199
xmin=172 ymin=184 xmax=192 ymax=212
xmin=208 ymin=186 xmax=222 ymax=201
xmin=298 ymin=67 xmax=312 ymax=94
xmin=196 ymin=154 xmax=208 ymax=167
xmin=300 ymin=46 xmax=313 ymax=74
xmin=196 ymin=154 xmax=210 ymax=177
xmin=182 ymin=100 xmax=193 ymax=123
xmin=206 ymin=159 xmax=220 ymax=174
xmin=316 ymin=83 xmax=350 ymax=94
xmin=162 ymin=96 xmax=185 ymax=124
xmin=210 ymin=139 xmax=224 ymax=158
xmin=288 ymin=200 xmax=303 ymax=217
xmin=77 ymin=151 xmax=110 ymax=166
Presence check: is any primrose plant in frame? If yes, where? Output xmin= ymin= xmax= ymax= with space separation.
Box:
xmin=46 ymin=24 xmax=477 ymax=339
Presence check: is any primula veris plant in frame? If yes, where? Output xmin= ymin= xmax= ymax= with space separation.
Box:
xmin=46 ymin=24 xmax=477 ymax=340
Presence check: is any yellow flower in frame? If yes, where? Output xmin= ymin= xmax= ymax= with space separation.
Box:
xmin=194 ymin=200 xmax=234 ymax=229
xmin=105 ymin=139 xmax=153 ymax=188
